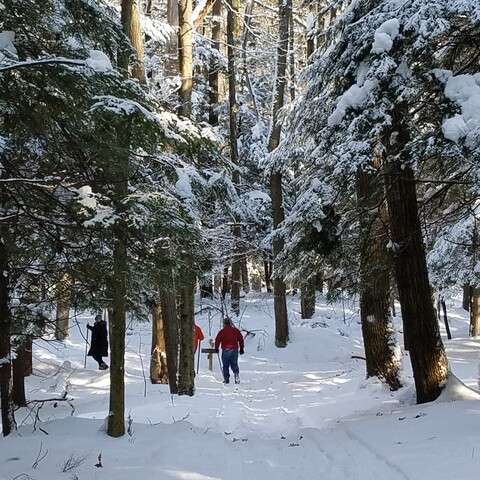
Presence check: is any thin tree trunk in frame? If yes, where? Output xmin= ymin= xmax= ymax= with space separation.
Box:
xmin=106 ymin=0 xmax=144 ymax=437
xmin=306 ymin=2 xmax=316 ymax=62
xmin=121 ymin=0 xmax=146 ymax=83
xmin=385 ymin=105 xmax=449 ymax=403
xmin=165 ymin=0 xmax=180 ymax=80
xmin=470 ymin=287 xmax=480 ymax=337
xmin=178 ymin=0 xmax=193 ymax=116
xmin=222 ymin=265 xmax=230 ymax=299
xmin=23 ymin=335 xmax=32 ymax=376
xmin=264 ymin=257 xmax=273 ymax=293
xmin=300 ymin=277 xmax=316 ymax=319
xmin=55 ymin=273 xmax=71 ymax=340
xmin=160 ymin=285 xmax=179 ymax=394
xmin=463 ymin=284 xmax=471 ymax=312
xmin=0 ymin=237 xmax=15 ymax=436
xmin=150 ymin=296 xmax=169 ymax=384
xmin=356 ymin=162 xmax=401 ymax=391
xmin=12 ymin=340 xmax=27 ymax=407
xmin=240 ymin=257 xmax=249 ymax=293
xmin=288 ymin=6 xmax=295 ymax=102
xmin=208 ymin=0 xmax=222 ymax=126
xmin=441 ymin=298 xmax=452 ymax=340
xmin=226 ymin=0 xmax=242 ymax=315
xmin=267 ymin=0 xmax=292 ymax=348
xmin=107 ymin=236 xmax=127 ymax=437
xmin=177 ymin=278 xmax=195 ymax=396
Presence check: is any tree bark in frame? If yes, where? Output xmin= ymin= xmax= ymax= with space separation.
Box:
xmin=208 ymin=0 xmax=222 ymax=125
xmin=55 ymin=273 xmax=71 ymax=340
xmin=165 ymin=0 xmax=180 ymax=80
xmin=226 ymin=0 xmax=242 ymax=315
xmin=441 ymin=298 xmax=452 ymax=340
xmin=306 ymin=2 xmax=316 ymax=62
xmin=385 ymin=104 xmax=449 ymax=403
xmin=12 ymin=340 xmax=27 ymax=407
xmin=300 ymin=278 xmax=316 ymax=319
xmin=221 ymin=265 xmax=230 ymax=298
xmin=462 ymin=284 xmax=471 ymax=311
xmin=0 ymin=237 xmax=15 ymax=436
xmin=267 ymin=0 xmax=292 ymax=348
xmin=160 ymin=285 xmax=179 ymax=394
xmin=177 ymin=278 xmax=195 ymax=396
xmin=150 ymin=296 xmax=169 ymax=384
xmin=356 ymin=163 xmax=401 ymax=391
xmin=178 ymin=0 xmax=193 ymax=116
xmin=121 ymin=0 xmax=147 ymax=83
xmin=107 ymin=235 xmax=127 ymax=437
xmin=240 ymin=257 xmax=249 ymax=293
xmin=23 ymin=335 xmax=32 ymax=377
xmin=470 ymin=287 xmax=480 ymax=337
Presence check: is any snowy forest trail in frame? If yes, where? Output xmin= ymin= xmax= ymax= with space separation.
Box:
xmin=4 ymin=294 xmax=480 ymax=480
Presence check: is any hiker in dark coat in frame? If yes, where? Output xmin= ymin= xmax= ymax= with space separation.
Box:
xmin=87 ymin=314 xmax=108 ymax=370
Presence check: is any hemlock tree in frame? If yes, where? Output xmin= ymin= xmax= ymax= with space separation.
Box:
xmin=275 ymin=0 xmax=480 ymax=402
xmin=266 ymin=0 xmax=293 ymax=348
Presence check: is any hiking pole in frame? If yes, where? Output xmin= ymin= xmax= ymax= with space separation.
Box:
xmin=84 ymin=327 xmax=89 ymax=369
xmin=196 ymin=341 xmax=201 ymax=375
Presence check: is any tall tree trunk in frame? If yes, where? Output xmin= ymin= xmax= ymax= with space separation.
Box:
xmin=0 ymin=237 xmax=15 ymax=436
xmin=55 ymin=273 xmax=71 ymax=340
xmin=226 ymin=0 xmax=242 ymax=315
xmin=106 ymin=0 xmax=146 ymax=436
xmin=165 ymin=0 xmax=180 ymax=80
xmin=240 ymin=257 xmax=249 ymax=293
xmin=12 ymin=340 xmax=27 ymax=407
xmin=300 ymin=278 xmax=316 ymax=319
xmin=288 ymin=6 xmax=295 ymax=102
xmin=107 ymin=235 xmax=127 ymax=437
xmin=121 ymin=0 xmax=147 ymax=83
xmin=23 ymin=335 xmax=32 ymax=377
xmin=208 ymin=0 xmax=222 ymax=126
xmin=267 ymin=0 xmax=292 ymax=348
xmin=150 ymin=295 xmax=169 ymax=384
xmin=222 ymin=265 xmax=230 ymax=299
xmin=385 ymin=105 xmax=449 ymax=403
xmin=463 ymin=284 xmax=471 ymax=312
xmin=177 ymin=278 xmax=195 ymax=396
xmin=264 ymin=257 xmax=273 ymax=293
xmin=306 ymin=2 xmax=316 ymax=62
xmin=160 ymin=285 xmax=179 ymax=394
xmin=470 ymin=287 xmax=480 ymax=337
xmin=356 ymin=164 xmax=401 ymax=391
xmin=178 ymin=0 xmax=193 ymax=116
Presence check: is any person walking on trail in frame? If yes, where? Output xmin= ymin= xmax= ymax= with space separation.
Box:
xmin=194 ymin=324 xmax=204 ymax=353
xmin=215 ymin=318 xmax=244 ymax=384
xmin=87 ymin=314 xmax=108 ymax=370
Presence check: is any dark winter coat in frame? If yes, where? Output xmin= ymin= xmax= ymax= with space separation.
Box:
xmin=87 ymin=320 xmax=108 ymax=357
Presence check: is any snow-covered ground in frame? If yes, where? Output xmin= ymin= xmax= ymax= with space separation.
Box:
xmin=2 ymin=292 xmax=480 ymax=480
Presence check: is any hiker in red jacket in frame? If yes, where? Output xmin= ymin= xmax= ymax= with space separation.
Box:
xmin=215 ymin=318 xmax=244 ymax=384
xmin=194 ymin=324 xmax=204 ymax=353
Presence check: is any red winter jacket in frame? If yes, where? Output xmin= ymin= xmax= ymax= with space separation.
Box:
xmin=194 ymin=324 xmax=205 ymax=352
xmin=215 ymin=325 xmax=244 ymax=351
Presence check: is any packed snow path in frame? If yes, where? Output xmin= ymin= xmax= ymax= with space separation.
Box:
xmin=2 ymin=294 xmax=480 ymax=479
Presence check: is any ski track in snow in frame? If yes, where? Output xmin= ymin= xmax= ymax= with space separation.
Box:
xmin=204 ymin=355 xmax=412 ymax=480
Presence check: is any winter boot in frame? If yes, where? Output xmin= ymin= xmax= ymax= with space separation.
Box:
xmin=223 ymin=377 xmax=229 ymax=384
xmin=99 ymin=362 xmax=108 ymax=370
xmin=234 ymin=373 xmax=240 ymax=384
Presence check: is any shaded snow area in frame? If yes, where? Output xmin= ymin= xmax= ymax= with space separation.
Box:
xmin=2 ymin=292 xmax=480 ymax=479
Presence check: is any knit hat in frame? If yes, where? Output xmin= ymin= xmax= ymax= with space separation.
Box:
xmin=223 ymin=317 xmax=232 ymax=325
xmin=95 ymin=314 xmax=102 ymax=322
